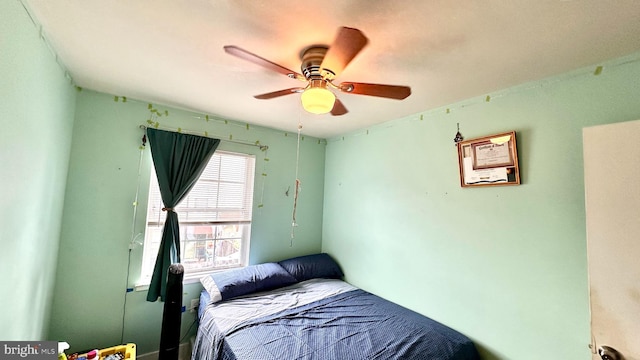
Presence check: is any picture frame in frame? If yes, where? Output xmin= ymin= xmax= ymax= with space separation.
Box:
xmin=457 ymin=131 xmax=520 ymax=187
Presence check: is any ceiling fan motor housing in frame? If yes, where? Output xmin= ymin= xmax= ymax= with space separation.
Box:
xmin=300 ymin=45 xmax=330 ymax=79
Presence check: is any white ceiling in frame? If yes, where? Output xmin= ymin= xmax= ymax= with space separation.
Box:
xmin=24 ymin=0 xmax=640 ymax=139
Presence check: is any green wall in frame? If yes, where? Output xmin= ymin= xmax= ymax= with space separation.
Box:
xmin=49 ymin=90 xmax=326 ymax=353
xmin=322 ymin=52 xmax=640 ymax=360
xmin=0 ymin=0 xmax=76 ymax=340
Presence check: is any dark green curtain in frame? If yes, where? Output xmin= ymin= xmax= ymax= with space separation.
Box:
xmin=146 ymin=128 xmax=220 ymax=302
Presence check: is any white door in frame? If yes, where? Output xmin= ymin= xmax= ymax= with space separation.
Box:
xmin=583 ymin=119 xmax=640 ymax=360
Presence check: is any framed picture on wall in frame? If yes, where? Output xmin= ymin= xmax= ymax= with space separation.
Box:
xmin=457 ymin=131 xmax=520 ymax=187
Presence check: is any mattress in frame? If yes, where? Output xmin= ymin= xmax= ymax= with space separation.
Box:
xmin=193 ymin=279 xmax=479 ymax=360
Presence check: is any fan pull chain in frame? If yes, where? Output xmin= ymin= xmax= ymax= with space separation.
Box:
xmin=290 ymin=123 xmax=302 ymax=245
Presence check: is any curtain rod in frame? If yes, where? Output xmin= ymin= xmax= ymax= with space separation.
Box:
xmin=139 ymin=125 xmax=268 ymax=151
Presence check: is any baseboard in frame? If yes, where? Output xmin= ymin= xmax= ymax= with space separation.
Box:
xmin=137 ymin=342 xmax=191 ymax=360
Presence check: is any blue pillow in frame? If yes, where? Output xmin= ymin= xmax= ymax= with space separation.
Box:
xmin=278 ymin=253 xmax=344 ymax=282
xmin=200 ymin=262 xmax=297 ymax=302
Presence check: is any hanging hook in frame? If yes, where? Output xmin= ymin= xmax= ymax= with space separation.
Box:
xmin=454 ymin=122 xmax=464 ymax=145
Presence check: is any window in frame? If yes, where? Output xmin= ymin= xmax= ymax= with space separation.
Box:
xmin=140 ymin=150 xmax=256 ymax=282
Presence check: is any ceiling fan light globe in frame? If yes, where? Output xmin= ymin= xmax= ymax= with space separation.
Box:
xmin=301 ymin=88 xmax=335 ymax=114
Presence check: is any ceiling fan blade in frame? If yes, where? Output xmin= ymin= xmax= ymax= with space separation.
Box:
xmin=224 ymin=45 xmax=304 ymax=80
xmin=338 ymin=82 xmax=411 ymax=100
xmin=330 ymin=98 xmax=348 ymax=116
xmin=254 ymin=88 xmax=304 ymax=100
xmin=320 ymin=27 xmax=369 ymax=79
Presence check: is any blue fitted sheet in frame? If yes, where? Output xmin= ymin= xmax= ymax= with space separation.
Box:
xmin=194 ymin=279 xmax=479 ymax=360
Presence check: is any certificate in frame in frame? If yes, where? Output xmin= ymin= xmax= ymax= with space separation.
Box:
xmin=457 ymin=131 xmax=520 ymax=187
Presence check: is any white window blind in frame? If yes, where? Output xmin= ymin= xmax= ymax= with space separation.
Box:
xmin=141 ymin=150 xmax=256 ymax=282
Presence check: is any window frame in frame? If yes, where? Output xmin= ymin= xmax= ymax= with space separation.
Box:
xmin=139 ymin=150 xmax=256 ymax=284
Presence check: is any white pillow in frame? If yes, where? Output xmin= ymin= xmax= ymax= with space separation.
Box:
xmin=199 ymin=275 xmax=222 ymax=303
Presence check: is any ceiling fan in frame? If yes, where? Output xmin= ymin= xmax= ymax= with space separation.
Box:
xmin=224 ymin=27 xmax=411 ymax=116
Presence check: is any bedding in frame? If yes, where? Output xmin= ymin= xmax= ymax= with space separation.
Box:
xmin=277 ymin=253 xmax=344 ymax=282
xmin=200 ymin=262 xmax=298 ymax=303
xmin=193 ymin=278 xmax=480 ymax=360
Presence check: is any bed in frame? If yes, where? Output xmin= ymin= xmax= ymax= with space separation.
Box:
xmin=193 ymin=254 xmax=480 ymax=360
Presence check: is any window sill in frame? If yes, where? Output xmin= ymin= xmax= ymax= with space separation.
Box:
xmin=134 ymin=274 xmax=205 ymax=292
xmin=134 ymin=266 xmax=246 ymax=292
